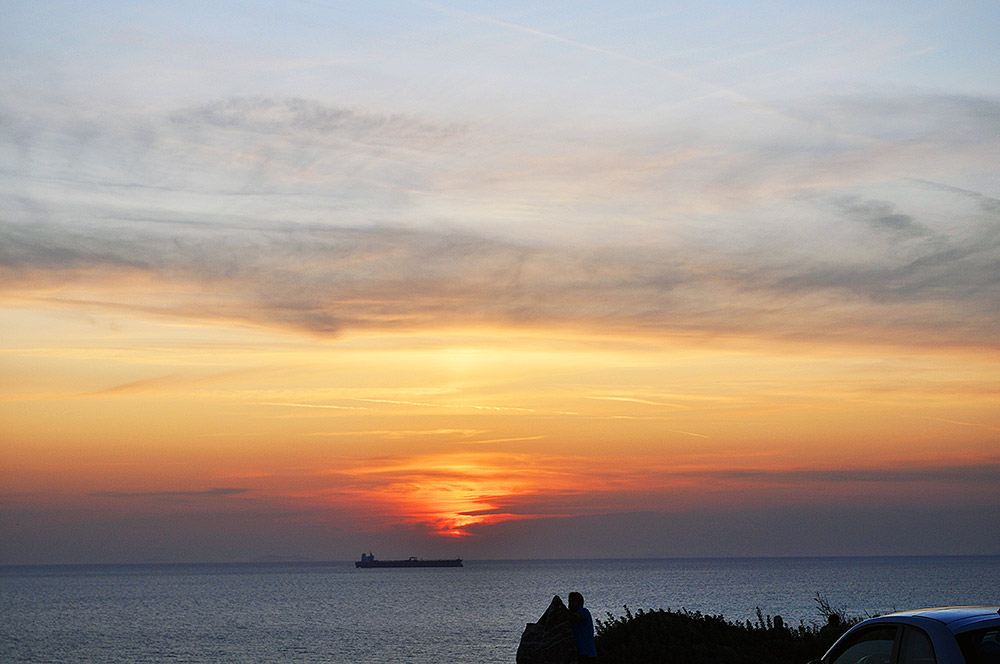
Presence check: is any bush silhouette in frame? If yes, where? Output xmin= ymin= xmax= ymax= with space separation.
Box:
xmin=594 ymin=594 xmax=857 ymax=664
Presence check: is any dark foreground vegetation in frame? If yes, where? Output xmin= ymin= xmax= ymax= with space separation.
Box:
xmin=594 ymin=594 xmax=859 ymax=664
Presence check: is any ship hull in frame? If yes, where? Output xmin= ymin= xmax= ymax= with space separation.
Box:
xmin=355 ymin=558 xmax=462 ymax=568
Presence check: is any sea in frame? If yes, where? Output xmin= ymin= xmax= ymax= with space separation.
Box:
xmin=2 ymin=555 xmax=997 ymax=663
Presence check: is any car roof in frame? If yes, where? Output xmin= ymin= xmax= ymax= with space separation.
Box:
xmin=879 ymin=607 xmax=1000 ymax=632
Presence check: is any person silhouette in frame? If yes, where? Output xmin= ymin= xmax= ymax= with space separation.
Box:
xmin=567 ymin=591 xmax=596 ymax=663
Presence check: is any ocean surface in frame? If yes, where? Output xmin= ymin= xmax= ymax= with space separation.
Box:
xmin=2 ymin=555 xmax=997 ymax=663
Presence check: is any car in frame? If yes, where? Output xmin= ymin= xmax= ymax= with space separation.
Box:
xmin=811 ymin=607 xmax=1000 ymax=664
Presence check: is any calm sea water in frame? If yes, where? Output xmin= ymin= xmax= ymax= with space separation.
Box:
xmin=2 ymin=556 xmax=997 ymax=663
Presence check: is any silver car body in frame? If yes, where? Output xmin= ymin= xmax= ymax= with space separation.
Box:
xmin=820 ymin=606 xmax=1000 ymax=664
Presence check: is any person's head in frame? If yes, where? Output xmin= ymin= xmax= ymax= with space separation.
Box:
xmin=568 ymin=592 xmax=584 ymax=611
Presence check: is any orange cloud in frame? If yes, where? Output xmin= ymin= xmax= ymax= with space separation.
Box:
xmin=330 ymin=453 xmax=558 ymax=536
xmin=307 ymin=450 xmax=1000 ymax=539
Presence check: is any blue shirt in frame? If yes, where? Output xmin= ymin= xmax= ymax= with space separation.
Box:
xmin=572 ymin=607 xmax=597 ymax=657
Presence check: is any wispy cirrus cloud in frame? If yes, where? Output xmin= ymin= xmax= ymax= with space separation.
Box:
xmin=91 ymin=487 xmax=250 ymax=498
xmin=2 ymin=91 xmax=998 ymax=348
xmin=1 ymin=200 xmax=996 ymax=347
xmin=167 ymin=96 xmax=461 ymax=142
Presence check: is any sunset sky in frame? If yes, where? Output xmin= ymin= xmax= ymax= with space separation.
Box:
xmin=2 ymin=0 xmax=998 ymax=565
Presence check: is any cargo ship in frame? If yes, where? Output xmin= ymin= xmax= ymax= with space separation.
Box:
xmin=355 ymin=552 xmax=462 ymax=568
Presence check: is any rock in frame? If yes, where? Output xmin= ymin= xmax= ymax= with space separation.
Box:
xmin=516 ymin=595 xmax=578 ymax=664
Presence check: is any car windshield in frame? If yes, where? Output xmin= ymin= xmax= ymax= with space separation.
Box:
xmin=830 ymin=627 xmax=898 ymax=664
xmin=957 ymin=628 xmax=1000 ymax=664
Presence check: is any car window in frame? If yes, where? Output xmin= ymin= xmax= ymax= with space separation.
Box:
xmin=830 ymin=626 xmax=899 ymax=664
xmin=900 ymin=626 xmax=936 ymax=664
xmin=957 ymin=628 xmax=1000 ymax=664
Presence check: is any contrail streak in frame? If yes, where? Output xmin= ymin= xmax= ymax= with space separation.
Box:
xmin=409 ymin=0 xmax=787 ymax=115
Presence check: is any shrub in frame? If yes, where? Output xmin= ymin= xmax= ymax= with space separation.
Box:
xmin=594 ymin=594 xmax=858 ymax=664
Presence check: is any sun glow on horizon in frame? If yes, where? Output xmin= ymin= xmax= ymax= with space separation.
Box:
xmin=333 ymin=453 xmax=562 ymax=537
xmin=3 ymin=0 xmax=999 ymax=563
xmin=4 ymin=315 xmax=998 ymax=527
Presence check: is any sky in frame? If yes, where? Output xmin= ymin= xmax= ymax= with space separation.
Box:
xmin=1 ymin=0 xmax=998 ymax=565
